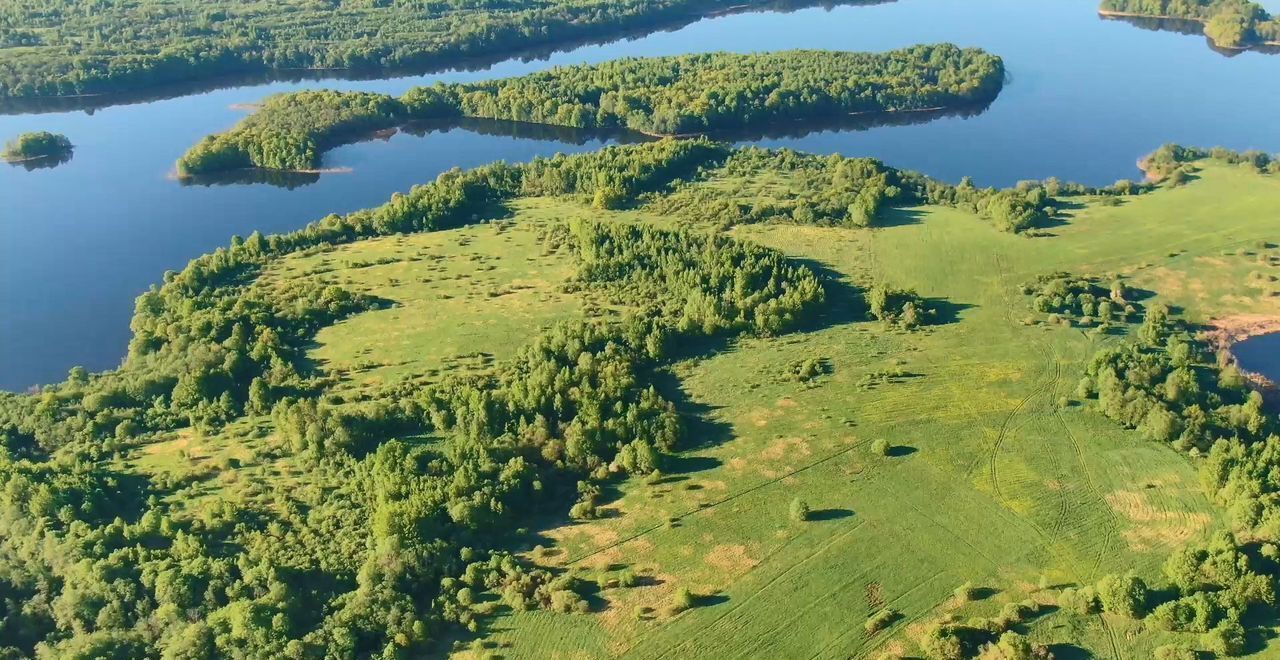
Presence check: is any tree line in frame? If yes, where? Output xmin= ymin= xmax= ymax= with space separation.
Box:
xmin=646 ymin=146 xmax=1147 ymax=234
xmin=176 ymin=45 xmax=1005 ymax=175
xmin=1101 ymin=0 xmax=1280 ymax=48
xmin=0 ymin=0 xmax=881 ymax=99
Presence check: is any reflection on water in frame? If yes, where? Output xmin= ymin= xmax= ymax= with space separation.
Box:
xmin=1101 ymin=14 xmax=1280 ymax=57
xmin=5 ymin=150 xmax=74 ymax=171
xmin=182 ymin=104 xmax=1000 ymax=189
xmin=706 ymin=100 xmax=995 ymax=142
xmin=179 ymin=167 xmax=322 ymax=190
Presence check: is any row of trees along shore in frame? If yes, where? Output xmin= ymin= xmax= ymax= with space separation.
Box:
xmin=1100 ymin=0 xmax=1280 ymax=48
xmin=0 ymin=0 xmax=872 ymax=99
xmin=175 ymin=45 xmax=1005 ymax=175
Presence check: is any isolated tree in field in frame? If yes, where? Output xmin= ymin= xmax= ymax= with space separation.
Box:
xmin=871 ymin=438 xmax=891 ymax=456
xmin=790 ymin=497 xmax=811 ymax=522
xmin=672 ymin=586 xmax=695 ymax=613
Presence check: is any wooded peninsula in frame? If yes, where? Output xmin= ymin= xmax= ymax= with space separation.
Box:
xmin=0 ymin=0 xmax=886 ymax=100
xmin=176 ymin=45 xmax=1005 ymax=176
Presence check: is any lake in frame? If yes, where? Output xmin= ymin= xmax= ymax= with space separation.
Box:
xmin=2 ymin=0 xmax=1279 ymax=390
xmin=1234 ymin=333 xmax=1280 ymax=386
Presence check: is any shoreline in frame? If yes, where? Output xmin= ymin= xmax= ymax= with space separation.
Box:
xmin=187 ymin=103 xmax=975 ymax=177
xmin=1098 ymin=10 xmax=1280 ymax=49
xmin=1204 ymin=314 xmax=1280 ymax=394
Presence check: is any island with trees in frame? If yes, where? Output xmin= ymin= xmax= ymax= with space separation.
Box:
xmin=176 ymin=45 xmax=1005 ymax=176
xmin=2 ymin=130 xmax=73 ymax=164
xmin=0 ymin=0 xmax=894 ymax=101
xmin=1100 ymin=0 xmax=1280 ymax=49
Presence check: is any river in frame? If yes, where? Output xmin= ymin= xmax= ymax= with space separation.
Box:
xmin=2 ymin=0 xmax=1279 ymax=390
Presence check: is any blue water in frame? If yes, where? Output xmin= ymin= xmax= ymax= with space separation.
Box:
xmin=2 ymin=0 xmax=1279 ymax=390
xmin=1234 ymin=333 xmax=1280 ymax=383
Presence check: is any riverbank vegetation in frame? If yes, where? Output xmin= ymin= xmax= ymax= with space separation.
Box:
xmin=1100 ymin=0 xmax=1280 ymax=48
xmin=3 ymin=142 xmax=1280 ymax=657
xmin=176 ymin=45 xmax=1004 ymax=175
xmin=1 ymin=130 xmax=71 ymax=162
xmin=0 ymin=0 xmax=887 ymax=100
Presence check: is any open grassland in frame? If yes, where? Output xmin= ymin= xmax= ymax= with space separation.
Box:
xmin=255 ymin=200 xmax=667 ymax=399
xmin=463 ymin=162 xmax=1280 ymax=658
xmin=112 ymin=162 xmax=1280 ymax=658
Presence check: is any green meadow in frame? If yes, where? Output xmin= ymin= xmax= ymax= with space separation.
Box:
xmin=104 ymin=160 xmax=1280 ymax=658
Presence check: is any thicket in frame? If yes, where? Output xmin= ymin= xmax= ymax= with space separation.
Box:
xmin=1142 ymin=143 xmax=1280 ymax=182
xmin=177 ymin=45 xmax=1005 ymax=174
xmin=1100 ymin=0 xmax=1280 ymax=47
xmin=650 ymin=147 xmax=1071 ymax=233
xmin=1 ymin=130 xmax=72 ymax=161
xmin=0 ymin=0 xmax=849 ymax=99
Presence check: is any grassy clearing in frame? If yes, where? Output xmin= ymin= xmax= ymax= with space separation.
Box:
xmin=474 ymin=162 xmax=1280 ymax=658
xmin=254 ymin=199 xmax=669 ymax=399
xmin=112 ymin=162 xmax=1280 ymax=658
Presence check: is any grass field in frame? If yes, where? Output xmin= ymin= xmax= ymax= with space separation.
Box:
xmin=118 ymin=161 xmax=1280 ymax=658
xmin=456 ymin=162 xmax=1280 ymax=658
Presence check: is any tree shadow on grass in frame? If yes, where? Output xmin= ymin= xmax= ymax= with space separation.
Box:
xmin=807 ymin=508 xmax=855 ymax=521
xmin=693 ymin=592 xmax=730 ymax=608
xmin=877 ymin=207 xmax=927 ymax=228
xmin=922 ymin=297 xmax=975 ymax=326
xmin=1045 ymin=643 xmax=1093 ymax=660
xmin=886 ymin=445 xmax=918 ymax=458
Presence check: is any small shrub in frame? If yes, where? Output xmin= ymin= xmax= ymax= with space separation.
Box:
xmin=671 ymin=587 xmax=695 ymax=614
xmin=864 ymin=608 xmax=900 ymax=634
xmin=871 ymin=438 xmax=891 ymax=456
xmin=790 ymin=497 xmax=811 ymax=522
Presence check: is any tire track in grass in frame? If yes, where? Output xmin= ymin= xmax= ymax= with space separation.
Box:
xmin=638 ymin=519 xmax=869 ymax=660
xmin=809 ymin=571 xmax=949 ymax=660
xmin=568 ymin=440 xmax=867 ymax=566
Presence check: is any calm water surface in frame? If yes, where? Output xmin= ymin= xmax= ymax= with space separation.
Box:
xmin=2 ymin=0 xmax=1279 ymax=390
xmin=1234 ymin=334 xmax=1280 ymax=384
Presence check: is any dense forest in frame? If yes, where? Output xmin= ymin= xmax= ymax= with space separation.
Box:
xmin=0 ymin=0 xmax=889 ymax=99
xmin=176 ymin=45 xmax=1005 ymax=175
xmin=1 ymin=130 xmax=72 ymax=162
xmin=1100 ymin=0 xmax=1280 ymax=47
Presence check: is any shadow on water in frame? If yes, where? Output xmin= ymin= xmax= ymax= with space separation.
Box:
xmin=0 ymin=0 xmax=901 ymax=116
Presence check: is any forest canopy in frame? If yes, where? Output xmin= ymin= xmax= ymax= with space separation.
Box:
xmin=176 ymin=45 xmax=1005 ymax=175
xmin=0 ymin=0 xmax=876 ymax=99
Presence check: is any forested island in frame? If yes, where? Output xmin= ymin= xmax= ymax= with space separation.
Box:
xmin=176 ymin=45 xmax=1004 ymax=176
xmin=1 ymin=130 xmax=72 ymax=163
xmin=0 ymin=0 xmax=893 ymax=100
xmin=1100 ymin=0 xmax=1280 ymax=48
